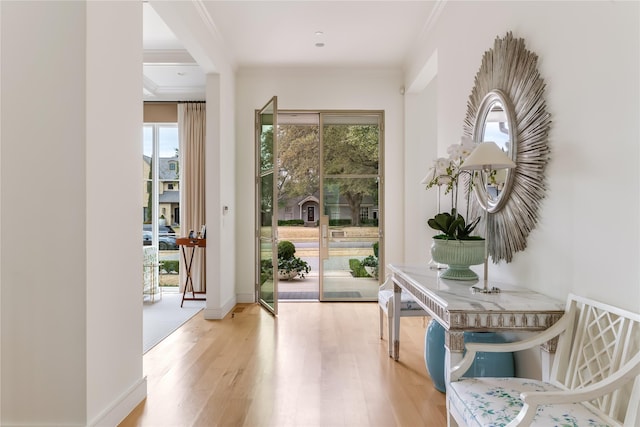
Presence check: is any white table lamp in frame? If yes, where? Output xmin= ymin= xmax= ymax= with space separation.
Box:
xmin=460 ymin=141 xmax=516 ymax=293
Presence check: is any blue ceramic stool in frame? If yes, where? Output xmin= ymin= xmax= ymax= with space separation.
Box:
xmin=424 ymin=319 xmax=446 ymax=392
xmin=424 ymin=321 xmax=515 ymax=393
xmin=462 ymin=331 xmax=515 ymax=378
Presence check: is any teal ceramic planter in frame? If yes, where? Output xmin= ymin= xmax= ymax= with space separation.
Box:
xmin=424 ymin=319 xmax=446 ymax=392
xmin=430 ymin=238 xmax=485 ymax=281
xmin=424 ymin=326 xmax=515 ymax=394
xmin=463 ymin=332 xmax=515 ymax=378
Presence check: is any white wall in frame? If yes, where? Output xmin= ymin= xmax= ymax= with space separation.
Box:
xmin=86 ymin=2 xmax=146 ymax=425
xmin=404 ymin=75 xmax=439 ymax=264
xmin=235 ymin=67 xmax=405 ymax=300
xmin=1 ymin=2 xmax=145 ymax=424
xmin=203 ymin=71 xmax=238 ymax=319
xmin=150 ymin=1 xmax=238 ymax=320
xmin=404 ymin=1 xmax=640 ymax=312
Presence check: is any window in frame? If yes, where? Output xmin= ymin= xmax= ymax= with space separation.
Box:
xmin=143 ymin=123 xmax=181 ymax=287
xmin=360 ymin=207 xmax=369 ymax=221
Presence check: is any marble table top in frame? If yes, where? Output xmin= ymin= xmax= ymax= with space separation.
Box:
xmin=389 ymin=264 xmax=565 ymax=333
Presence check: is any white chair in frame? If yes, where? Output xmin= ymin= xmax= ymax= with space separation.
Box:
xmin=378 ymin=274 xmax=427 ymax=357
xmin=447 ymin=294 xmax=640 ymax=427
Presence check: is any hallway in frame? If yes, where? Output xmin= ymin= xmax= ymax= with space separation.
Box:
xmin=120 ymin=302 xmax=445 ymax=426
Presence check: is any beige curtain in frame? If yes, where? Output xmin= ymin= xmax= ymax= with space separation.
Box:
xmin=178 ymin=102 xmax=206 ymax=293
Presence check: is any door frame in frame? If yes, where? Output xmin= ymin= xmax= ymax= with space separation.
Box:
xmin=255 ymin=96 xmax=279 ymax=315
xmin=318 ymin=111 xmax=384 ymax=301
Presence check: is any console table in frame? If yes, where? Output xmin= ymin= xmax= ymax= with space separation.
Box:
xmin=176 ymin=237 xmax=206 ymax=307
xmin=388 ymin=264 xmax=565 ymax=383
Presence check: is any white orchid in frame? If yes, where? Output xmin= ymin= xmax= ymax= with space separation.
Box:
xmin=423 ymin=137 xmax=479 ymax=232
xmin=424 ymin=138 xmax=474 ymax=193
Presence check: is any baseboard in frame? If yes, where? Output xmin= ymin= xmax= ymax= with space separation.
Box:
xmin=203 ymin=295 xmax=236 ymax=319
xmin=88 ymin=376 xmax=147 ymax=427
xmin=236 ymin=292 xmax=255 ymax=304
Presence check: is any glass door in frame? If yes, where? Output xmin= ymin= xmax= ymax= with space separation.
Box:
xmin=320 ymin=113 xmax=383 ymax=301
xmin=256 ymin=97 xmax=278 ymax=314
xmin=143 ymin=124 xmax=180 ymax=298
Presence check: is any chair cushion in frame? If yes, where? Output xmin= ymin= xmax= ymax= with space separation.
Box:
xmin=448 ymin=377 xmax=609 ymax=427
xmin=378 ymin=289 xmax=423 ymax=311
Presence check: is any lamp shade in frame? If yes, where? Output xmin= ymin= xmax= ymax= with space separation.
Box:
xmin=459 ymin=141 xmax=516 ymax=171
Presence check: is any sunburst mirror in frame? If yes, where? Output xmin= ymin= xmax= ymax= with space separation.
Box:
xmin=462 ymin=32 xmax=551 ymax=263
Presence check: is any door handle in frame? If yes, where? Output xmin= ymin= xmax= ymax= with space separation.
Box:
xmin=320 ymin=215 xmax=329 ymax=260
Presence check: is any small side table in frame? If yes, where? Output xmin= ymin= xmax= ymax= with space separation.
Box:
xmin=176 ymin=237 xmax=206 ymax=307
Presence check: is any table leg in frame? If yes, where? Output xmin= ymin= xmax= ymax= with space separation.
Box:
xmin=392 ymin=281 xmax=402 ymax=361
xmin=180 ymin=244 xmax=206 ymax=307
xmin=181 ymin=245 xmax=197 ymax=307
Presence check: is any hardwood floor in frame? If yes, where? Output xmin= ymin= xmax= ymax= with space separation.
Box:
xmin=119 ymin=302 xmax=447 ymax=427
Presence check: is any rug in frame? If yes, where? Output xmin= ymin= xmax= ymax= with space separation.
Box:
xmin=143 ymin=291 xmax=205 ymax=353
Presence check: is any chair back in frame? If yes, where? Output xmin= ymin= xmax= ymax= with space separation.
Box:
xmin=551 ymin=294 xmax=640 ymax=425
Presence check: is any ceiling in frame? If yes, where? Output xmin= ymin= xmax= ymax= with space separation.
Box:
xmin=143 ymin=1 xmax=439 ymax=101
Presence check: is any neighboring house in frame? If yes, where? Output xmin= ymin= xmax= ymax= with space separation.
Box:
xmin=279 ymin=194 xmax=320 ymax=225
xmin=143 ymin=155 xmax=180 ymax=225
xmin=279 ymin=192 xmax=378 ymax=225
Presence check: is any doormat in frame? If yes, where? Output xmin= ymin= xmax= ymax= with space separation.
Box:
xmin=278 ymin=291 xmax=362 ymax=300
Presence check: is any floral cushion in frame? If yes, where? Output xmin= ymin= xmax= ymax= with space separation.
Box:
xmin=448 ymin=377 xmax=609 ymax=427
xmin=378 ymin=289 xmax=423 ymax=311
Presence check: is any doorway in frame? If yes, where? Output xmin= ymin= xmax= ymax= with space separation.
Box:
xmin=256 ymin=102 xmax=384 ymax=308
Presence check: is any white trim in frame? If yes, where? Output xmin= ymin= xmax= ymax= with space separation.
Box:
xmin=203 ymin=296 xmax=236 ymax=320
xmin=88 ymin=377 xmax=147 ymax=427
xmin=236 ymin=292 xmax=255 ymax=304
xmin=297 ymin=195 xmax=320 ymax=206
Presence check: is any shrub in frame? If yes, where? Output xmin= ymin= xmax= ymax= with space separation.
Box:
xmin=277 ymin=240 xmax=296 ymax=260
xmin=277 ymin=219 xmax=305 ymax=226
xmin=160 ymin=260 xmax=179 ymax=274
xmin=349 ymin=259 xmax=369 ymax=277
xmin=260 ymin=259 xmax=273 ymax=285
xmin=372 ymin=241 xmax=379 ymax=258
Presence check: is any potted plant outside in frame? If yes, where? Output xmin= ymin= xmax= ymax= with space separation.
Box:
xmin=277 ymin=240 xmax=310 ymax=280
xmin=361 ymin=255 xmax=378 ymax=279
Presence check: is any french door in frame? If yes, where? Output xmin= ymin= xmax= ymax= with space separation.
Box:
xmin=256 ymin=104 xmax=383 ymax=309
xmin=319 ymin=113 xmax=383 ymax=301
xmin=256 ymin=97 xmax=278 ymax=314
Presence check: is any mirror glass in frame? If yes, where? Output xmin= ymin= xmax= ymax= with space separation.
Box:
xmin=472 ymin=90 xmax=516 ymax=213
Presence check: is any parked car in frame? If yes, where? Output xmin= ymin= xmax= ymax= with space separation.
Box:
xmin=143 ymin=224 xmax=176 ymax=237
xmin=143 ymin=230 xmax=178 ymax=250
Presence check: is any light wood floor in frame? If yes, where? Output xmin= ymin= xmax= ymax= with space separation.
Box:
xmin=120 ymin=302 xmax=447 ymax=427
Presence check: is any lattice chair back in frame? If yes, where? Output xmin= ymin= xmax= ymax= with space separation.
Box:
xmin=551 ymin=294 xmax=640 ymax=424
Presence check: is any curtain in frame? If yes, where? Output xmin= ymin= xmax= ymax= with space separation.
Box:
xmin=178 ymin=102 xmax=206 ymax=293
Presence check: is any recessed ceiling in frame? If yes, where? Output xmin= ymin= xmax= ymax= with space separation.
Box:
xmin=143 ymin=3 xmax=206 ymax=101
xmin=143 ymin=1 xmax=439 ymax=101
xmin=202 ymin=1 xmax=436 ymax=68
